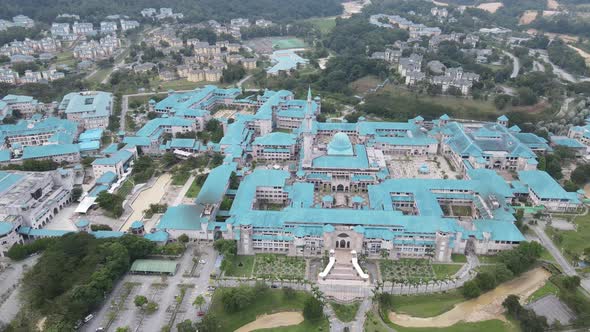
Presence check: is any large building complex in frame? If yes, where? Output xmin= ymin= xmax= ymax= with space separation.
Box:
xmin=148 ymin=86 xmax=581 ymax=267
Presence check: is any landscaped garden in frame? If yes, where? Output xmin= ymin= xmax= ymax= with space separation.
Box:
xmin=223 ymin=254 xmax=306 ymax=280
xmin=253 ymin=254 xmax=306 ymax=280
xmin=380 ymin=259 xmax=463 ymax=283
xmin=330 ymin=301 xmax=360 ymax=322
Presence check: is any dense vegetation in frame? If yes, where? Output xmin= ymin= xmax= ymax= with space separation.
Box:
xmin=5 ymin=233 xmax=155 ymax=331
xmin=462 ymin=242 xmax=543 ymax=298
xmin=547 ymin=39 xmax=589 ymax=76
xmin=0 ymin=76 xmax=90 ymax=103
xmin=502 ymin=295 xmax=549 ymax=332
xmin=1 ymin=0 xmax=343 ymax=23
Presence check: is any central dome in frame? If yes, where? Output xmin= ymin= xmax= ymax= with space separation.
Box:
xmin=327 ymin=132 xmax=354 ymax=156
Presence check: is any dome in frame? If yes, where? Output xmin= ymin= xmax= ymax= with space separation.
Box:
xmin=327 ymin=132 xmax=354 ymax=156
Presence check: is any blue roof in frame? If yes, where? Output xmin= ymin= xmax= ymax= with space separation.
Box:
xmin=89 ymin=185 xmax=109 ymax=197
xmin=253 ymin=132 xmax=297 ymax=146
xmin=144 ymin=230 xmax=169 ymax=242
xmin=18 ymin=227 xmax=72 ymax=237
xmin=101 ymin=143 xmax=119 ymax=154
xmin=91 ymin=230 xmax=125 ymax=238
xmin=195 ymin=163 xmax=236 ymax=205
xmin=327 ymin=132 xmax=354 ymax=156
xmin=59 ymin=91 xmax=112 ymax=119
xmin=92 ymin=149 xmax=133 ymax=166
xmin=79 ymin=128 xmax=104 ymax=141
xmin=0 ymin=221 xmax=14 ymax=236
xmin=96 ymin=171 xmax=117 ymax=184
xmin=0 ymin=172 xmax=23 ymax=192
xmin=518 ymin=170 xmax=580 ymax=203
xmin=22 ymin=144 xmax=79 ymax=159
xmin=157 ymin=205 xmax=206 ymax=230
xmin=75 ymin=219 xmax=90 ymax=227
xmin=79 ymin=140 xmax=100 ymax=151
xmin=131 ymin=220 xmax=144 ymax=229
xmin=267 ymin=50 xmax=308 ymax=74
xmin=312 ymin=144 xmax=370 ymax=169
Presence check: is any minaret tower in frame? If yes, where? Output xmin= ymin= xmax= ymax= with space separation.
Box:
xmin=302 ymin=86 xmax=314 ymax=168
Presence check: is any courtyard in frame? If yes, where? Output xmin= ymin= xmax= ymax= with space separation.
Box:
xmin=387 ymin=156 xmax=461 ymax=180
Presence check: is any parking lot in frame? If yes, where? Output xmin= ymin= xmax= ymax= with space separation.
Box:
xmin=387 ymin=156 xmax=460 ymax=180
xmin=83 ymin=244 xmax=218 ymax=332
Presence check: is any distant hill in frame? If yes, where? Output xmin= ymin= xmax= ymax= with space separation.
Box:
xmin=1 ymin=0 xmax=344 ymax=23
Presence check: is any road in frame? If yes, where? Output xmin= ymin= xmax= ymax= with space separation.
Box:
xmin=532 ymin=225 xmax=576 ymax=275
xmin=502 ymin=50 xmax=520 ymax=78
xmin=236 ymin=74 xmax=253 ymax=89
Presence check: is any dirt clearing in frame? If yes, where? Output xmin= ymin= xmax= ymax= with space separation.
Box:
xmin=235 ymin=312 xmax=304 ymax=332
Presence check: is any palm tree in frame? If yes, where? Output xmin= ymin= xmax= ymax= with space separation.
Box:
xmin=193 ymin=295 xmax=205 ymax=313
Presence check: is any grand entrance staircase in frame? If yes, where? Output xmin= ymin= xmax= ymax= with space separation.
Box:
xmin=318 ymin=249 xmax=369 ymax=285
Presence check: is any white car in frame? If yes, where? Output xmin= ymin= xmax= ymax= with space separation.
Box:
xmin=84 ymin=314 xmax=94 ymax=323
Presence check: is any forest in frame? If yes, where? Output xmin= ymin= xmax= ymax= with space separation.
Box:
xmin=1 ymin=0 xmax=343 ymax=23
xmin=5 ymin=233 xmax=155 ymax=331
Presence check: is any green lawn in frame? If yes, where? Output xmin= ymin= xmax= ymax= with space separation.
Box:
xmin=254 ymin=319 xmax=330 ymax=332
xmin=330 ymin=301 xmax=360 ymax=322
xmin=185 ymin=180 xmax=201 ymax=198
xmin=545 ymin=211 xmax=590 ymax=261
xmin=451 ymin=254 xmax=467 ymax=263
xmin=152 ymin=79 xmax=203 ymax=91
xmin=389 ymin=291 xmax=465 ymax=318
xmin=478 ymin=255 xmax=503 ymax=264
xmin=365 ymin=310 xmax=519 ymax=332
xmin=387 ymin=320 xmax=520 ymax=332
xmin=304 ymin=17 xmax=337 ymax=34
xmin=432 ymin=264 xmax=463 ymax=279
xmin=527 ymin=280 xmax=559 ymax=303
xmin=223 ymin=255 xmax=255 ymax=277
xmin=209 ymin=288 xmax=326 ymax=331
xmin=117 ymin=179 xmax=134 ymax=197
xmin=54 ymin=51 xmax=76 ymax=67
xmin=87 ymin=66 xmax=113 ymax=85
xmin=272 ymin=38 xmax=306 ymax=50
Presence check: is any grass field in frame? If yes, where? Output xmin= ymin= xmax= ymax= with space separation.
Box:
xmin=527 ymin=280 xmax=560 ymax=303
xmin=153 ymin=79 xmax=203 ymax=91
xmin=350 ymin=75 xmax=383 ymax=94
xmin=386 ymin=320 xmax=519 ymax=332
xmin=254 ymin=319 xmax=330 ymax=331
xmin=117 ymin=179 xmax=134 ymax=197
xmin=545 ymin=211 xmax=590 ymax=261
xmin=223 ymin=255 xmax=255 ymax=277
xmin=451 ymin=254 xmax=467 ymax=263
xmin=208 ymin=288 xmax=328 ymax=331
xmin=54 ymin=51 xmax=76 ymax=67
xmin=432 ymin=264 xmax=463 ymax=279
xmin=364 ymin=310 xmax=519 ymax=332
xmin=185 ymin=178 xmax=201 ymax=198
xmin=478 ymin=255 xmax=503 ymax=264
xmin=330 ymin=301 xmax=360 ymax=322
xmin=304 ymin=17 xmax=337 ymax=34
xmin=272 ymin=38 xmax=306 ymax=50
xmin=87 ymin=66 xmax=112 ymax=85
xmin=389 ymin=291 xmax=465 ymax=318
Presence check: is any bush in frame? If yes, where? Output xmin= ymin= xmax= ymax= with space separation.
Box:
xmin=462 ymin=280 xmax=481 ymax=298
xmin=303 ymin=296 xmax=324 ymax=322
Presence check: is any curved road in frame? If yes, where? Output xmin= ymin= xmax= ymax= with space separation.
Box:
xmin=502 ymin=50 xmax=520 ymax=78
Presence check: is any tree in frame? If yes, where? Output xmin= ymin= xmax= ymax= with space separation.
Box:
xmin=303 ymin=296 xmax=324 ymax=322
xmin=282 ymin=287 xmax=296 ymax=299
xmin=502 ymin=294 xmax=521 ymax=316
xmin=193 ymin=295 xmax=205 ymax=312
xmin=178 ymin=234 xmax=190 ymax=243
xmin=562 ymin=276 xmax=581 ymax=290
xmin=145 ymin=301 xmax=158 ymax=314
xmin=462 ymin=280 xmax=481 ymax=298
xmin=475 ymin=272 xmax=497 ymax=292
xmin=196 ymin=314 xmax=220 ymax=332
xmin=71 ymin=187 xmax=83 ymax=202
xmin=176 ymin=319 xmax=197 ymax=332
xmin=134 ymin=295 xmax=148 ymax=308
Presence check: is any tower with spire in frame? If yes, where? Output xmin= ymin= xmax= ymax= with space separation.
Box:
xmin=302 ymin=86 xmax=314 ymax=168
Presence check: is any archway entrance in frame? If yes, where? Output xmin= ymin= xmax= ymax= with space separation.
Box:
xmin=335 ymin=233 xmax=351 ymax=249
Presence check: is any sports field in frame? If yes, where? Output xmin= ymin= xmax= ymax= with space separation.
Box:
xmin=272 ymin=38 xmax=306 ymax=50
